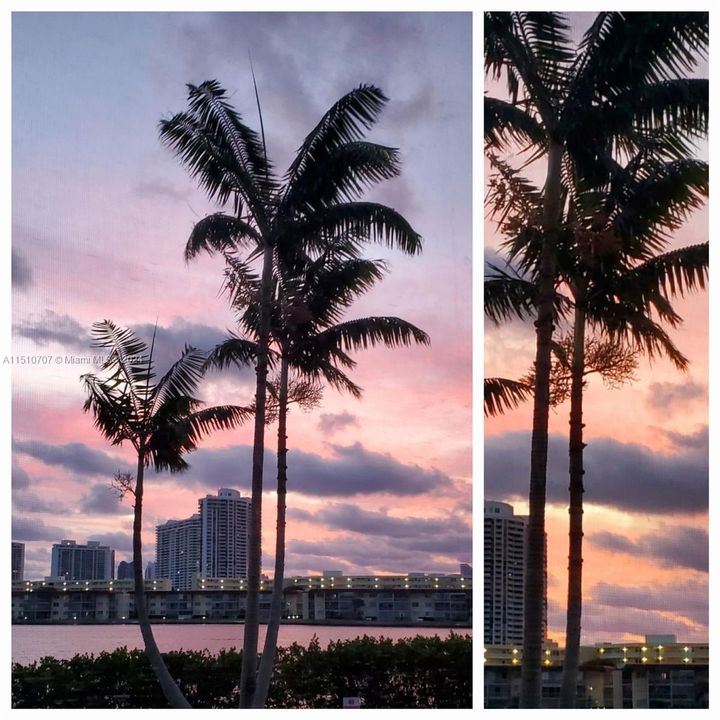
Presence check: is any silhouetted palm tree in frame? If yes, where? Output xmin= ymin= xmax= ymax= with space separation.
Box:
xmin=486 ymin=153 xmax=708 ymax=706
xmin=485 ymin=11 xmax=708 ymax=705
xmin=161 ymin=81 xmax=421 ymax=706
xmin=81 ymin=320 xmax=252 ymax=709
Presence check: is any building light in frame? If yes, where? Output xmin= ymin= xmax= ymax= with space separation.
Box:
xmin=684 ymin=646 xmax=690 ymax=652
xmin=545 ymin=650 xmax=551 ymax=656
xmin=598 ymin=648 xmax=604 ymax=654
xmin=512 ymin=648 xmax=518 ymax=655
xmin=641 ymin=657 xmax=648 ymax=663
xmin=641 ymin=646 xmax=647 ymax=652
xmin=658 ymin=655 xmax=663 ymax=661
xmin=511 ymin=658 xmax=519 ymax=665
xmin=683 ymin=657 xmax=691 ymax=664
xmin=543 ymin=659 xmax=551 ymax=666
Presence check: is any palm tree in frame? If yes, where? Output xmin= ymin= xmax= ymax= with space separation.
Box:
xmin=81 ymin=320 xmax=252 ymax=708
xmin=485 ymin=11 xmax=708 ymax=706
xmin=209 ymin=250 xmax=429 ymax=706
xmin=486 ymin=153 xmax=708 ymax=706
xmin=161 ymin=81 xmax=421 ymax=706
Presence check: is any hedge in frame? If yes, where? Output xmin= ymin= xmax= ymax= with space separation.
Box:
xmin=12 ymin=633 xmax=472 ymax=708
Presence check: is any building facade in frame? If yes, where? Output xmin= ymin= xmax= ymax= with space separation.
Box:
xmin=199 ymin=488 xmax=251 ymax=580
xmin=12 ymin=572 xmax=471 ymax=626
xmin=484 ymin=637 xmax=709 ymax=709
xmin=155 ymin=514 xmax=201 ymax=591
xmin=50 ymin=540 xmax=115 ymax=581
xmin=12 ymin=542 xmax=25 ymax=582
xmin=484 ymin=500 xmax=546 ymax=646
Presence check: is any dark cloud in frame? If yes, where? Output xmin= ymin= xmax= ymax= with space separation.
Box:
xmin=646 ymin=380 xmax=706 ymax=412
xmin=589 ymin=527 xmax=708 ymax=573
xmin=13 ymin=491 xmax=70 ymax=514
xmin=12 ymin=464 xmax=31 ymax=490
xmin=11 ymin=438 xmax=451 ymax=500
xmin=13 ymin=438 xmax=129 ymax=477
xmin=660 ymin=425 xmax=708 ymax=453
xmin=13 ymin=310 xmax=91 ymax=351
xmin=131 ymin=319 xmax=248 ymax=381
xmin=546 ymin=590 xmax=706 ymax=641
xmin=286 ymin=535 xmax=467 ymax=576
xmin=317 ymin=411 xmax=359 ymax=435
xmin=80 ymin=483 xmax=131 ymax=516
xmin=12 ymin=516 xmax=66 ymax=542
xmin=87 ymin=531 xmax=133 ymax=553
xmin=590 ymin=581 xmax=708 ymax=627
xmin=484 ymin=431 xmax=707 ymax=514
xmin=12 ymin=248 xmax=33 ymax=289
xmin=152 ymin=441 xmax=452 ymax=498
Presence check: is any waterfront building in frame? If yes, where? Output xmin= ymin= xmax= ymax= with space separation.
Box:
xmin=199 ymin=488 xmax=251 ymax=580
xmin=484 ymin=636 xmax=709 ymax=708
xmin=155 ymin=514 xmax=201 ymax=591
xmin=12 ymin=572 xmax=472 ymax=625
xmin=12 ymin=542 xmax=25 ymax=582
xmin=116 ymin=561 xmax=135 ymax=580
xmin=484 ymin=500 xmax=546 ymax=645
xmin=155 ymin=489 xmax=251 ymax=590
xmin=50 ymin=540 xmax=114 ymax=581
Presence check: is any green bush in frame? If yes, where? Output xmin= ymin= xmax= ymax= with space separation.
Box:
xmin=12 ymin=633 xmax=472 ymax=709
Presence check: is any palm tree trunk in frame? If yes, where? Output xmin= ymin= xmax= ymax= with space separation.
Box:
xmin=520 ymin=140 xmax=562 ymax=709
xmin=253 ymin=354 xmax=290 ymax=708
xmin=239 ymin=239 xmax=274 ymax=708
xmin=132 ymin=455 xmax=191 ymax=708
xmin=559 ymin=298 xmax=587 ymax=708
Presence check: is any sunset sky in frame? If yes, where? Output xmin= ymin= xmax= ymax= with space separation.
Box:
xmin=10 ymin=12 xmax=472 ymax=581
xmin=485 ymin=13 xmax=709 ymax=644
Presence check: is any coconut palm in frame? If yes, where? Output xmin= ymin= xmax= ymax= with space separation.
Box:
xmin=486 ymin=153 xmax=708 ymax=706
xmin=205 ymin=248 xmax=429 ymax=706
xmin=81 ymin=320 xmax=252 ymax=709
xmin=485 ymin=11 xmax=708 ymax=706
xmin=161 ymin=81 xmax=421 ymax=706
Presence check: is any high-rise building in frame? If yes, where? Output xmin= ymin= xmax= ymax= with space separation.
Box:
xmin=155 ymin=488 xmax=252 ymax=590
xmin=117 ymin=560 xmax=135 ymax=580
xmin=50 ymin=540 xmax=115 ymax=581
xmin=155 ymin=514 xmax=201 ymax=591
xmin=199 ymin=488 xmax=252 ymax=580
xmin=484 ymin=500 xmax=547 ymax=646
xmin=12 ymin=542 xmax=25 ymax=582
xmin=145 ymin=561 xmax=156 ymax=580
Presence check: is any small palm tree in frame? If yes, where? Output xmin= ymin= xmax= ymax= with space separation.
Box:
xmin=81 ymin=320 xmax=252 ymax=709
xmin=161 ymin=81 xmax=422 ymax=706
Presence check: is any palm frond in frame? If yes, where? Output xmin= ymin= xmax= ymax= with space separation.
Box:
xmin=283 ymin=142 xmax=401 ymax=214
xmin=205 ymin=335 xmax=263 ymax=372
xmin=186 ymin=213 xmax=262 ymax=261
xmin=148 ymin=404 xmax=254 ymax=473
xmin=314 ymin=317 xmax=430 ymax=354
xmin=150 ymin=345 xmax=207 ymax=417
xmin=284 ymin=85 xmax=388 ymax=194
xmin=484 ymin=377 xmax=533 ymax=417
xmin=287 ymin=202 xmax=422 ymax=257
xmin=484 ymin=97 xmax=547 ymax=152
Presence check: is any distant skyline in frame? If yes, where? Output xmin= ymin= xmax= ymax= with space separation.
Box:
xmin=484 ymin=12 xmax=709 ymax=644
xmin=11 ymin=13 xmax=472 ymax=580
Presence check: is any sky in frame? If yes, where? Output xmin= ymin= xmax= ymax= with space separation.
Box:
xmin=485 ymin=13 xmax=709 ymax=644
xmin=10 ymin=12 xmax=472 ymax=582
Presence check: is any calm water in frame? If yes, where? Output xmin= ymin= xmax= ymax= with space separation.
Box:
xmin=12 ymin=624 xmax=471 ymax=665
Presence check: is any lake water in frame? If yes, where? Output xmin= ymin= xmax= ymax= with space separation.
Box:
xmin=12 ymin=624 xmax=472 ymax=665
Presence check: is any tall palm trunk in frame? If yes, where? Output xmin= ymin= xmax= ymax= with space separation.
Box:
xmin=253 ymin=354 xmax=290 ymax=708
xmin=239 ymin=239 xmax=275 ymax=708
xmin=132 ymin=454 xmax=191 ymax=708
xmin=520 ymin=140 xmax=562 ymax=709
xmin=559 ymin=296 xmax=587 ymax=707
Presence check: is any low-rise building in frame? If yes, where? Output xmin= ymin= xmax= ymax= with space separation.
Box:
xmin=484 ymin=636 xmax=709 ymax=709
